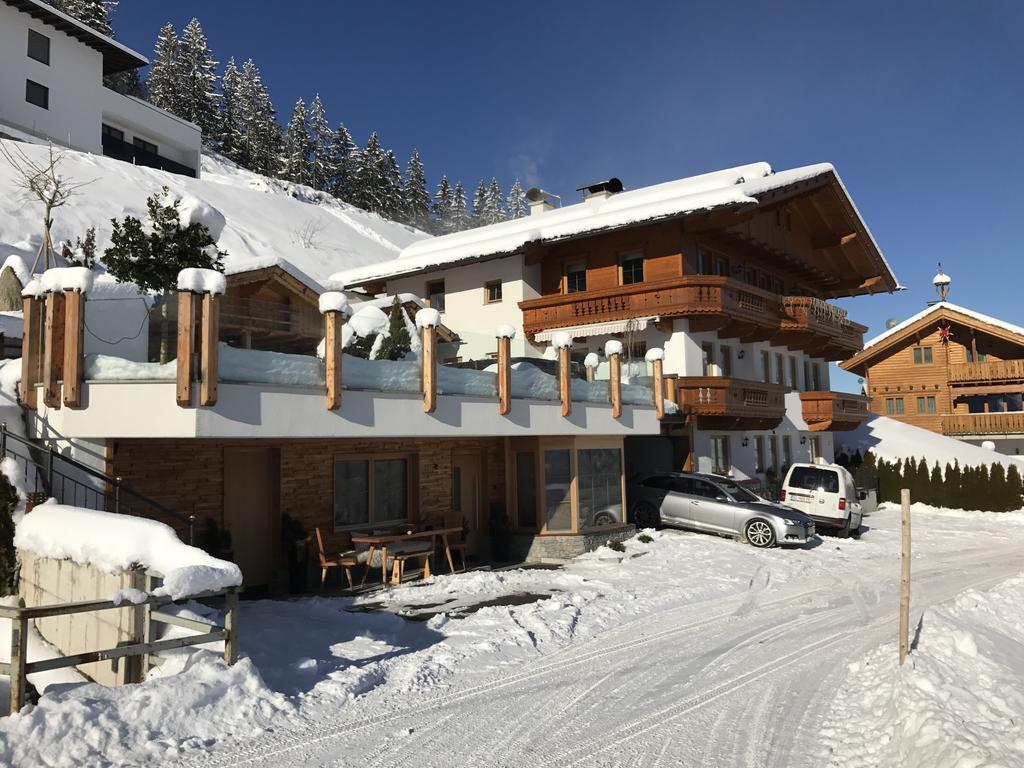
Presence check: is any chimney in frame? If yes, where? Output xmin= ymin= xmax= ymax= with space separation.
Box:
xmin=525 ymin=187 xmax=559 ymax=216
xmin=576 ymin=177 xmax=624 ymax=202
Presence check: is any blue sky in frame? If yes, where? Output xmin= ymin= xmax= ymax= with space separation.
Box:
xmin=112 ymin=1 xmax=1022 ymax=392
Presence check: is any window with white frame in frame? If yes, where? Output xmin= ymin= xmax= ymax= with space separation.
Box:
xmin=710 ymin=436 xmax=731 ymax=475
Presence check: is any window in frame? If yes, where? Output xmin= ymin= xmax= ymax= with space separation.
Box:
xmin=773 ymin=278 xmax=784 ymax=295
xmin=886 ymin=398 xmax=895 ymax=415
xmin=565 ymin=263 xmax=587 ymax=294
xmin=710 ymin=436 xmax=731 ymax=475
xmin=755 ymin=436 xmax=766 ymax=473
xmin=768 ymin=436 xmax=778 ymax=475
xmin=697 ymin=248 xmax=728 ymax=277
xmin=719 ymin=345 xmax=733 ymax=377
xmin=895 ymin=397 xmax=905 ymax=415
xmin=27 ymin=30 xmax=50 ymax=65
xmin=759 ymin=273 xmax=771 ymax=291
xmin=808 ymin=437 xmax=822 ymax=462
xmin=782 ymin=436 xmax=793 ymax=468
xmin=745 ymin=267 xmax=757 ymax=286
xmin=917 ymin=396 xmax=936 ymax=414
xmin=775 ymin=353 xmax=785 ymax=385
xmin=333 ymin=457 xmax=409 ymax=529
xmin=803 ymin=361 xmax=812 ymax=392
xmin=577 ymin=448 xmax=622 ymax=528
xmin=543 ymin=449 xmax=573 ymax=531
xmin=810 ymin=363 xmax=823 ymax=391
xmin=25 ymin=80 xmax=48 ymax=109
xmin=484 ymin=280 xmax=502 ymax=304
xmin=714 ymin=257 xmax=729 ymax=276
xmin=788 ymin=466 xmax=838 ymax=493
xmin=620 ymin=252 xmax=644 ymax=285
xmin=690 ymin=478 xmax=725 ymax=499
xmin=966 ymin=349 xmax=988 ymax=363
xmin=702 ymin=342 xmax=715 ymax=376
xmin=515 ymin=452 xmax=537 ymax=528
xmin=913 ymin=346 xmax=933 ymax=365
xmin=788 ymin=357 xmax=798 ymax=388
xmin=102 ymin=123 xmax=124 ymax=142
xmin=696 ymin=249 xmax=710 ymax=276
xmin=133 ymin=136 xmax=158 ymax=154
xmin=761 ymin=351 xmax=772 ymax=384
xmin=426 ymin=280 xmax=445 ymax=312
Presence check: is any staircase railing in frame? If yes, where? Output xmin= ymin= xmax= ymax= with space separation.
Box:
xmin=0 ymin=423 xmax=196 ymax=544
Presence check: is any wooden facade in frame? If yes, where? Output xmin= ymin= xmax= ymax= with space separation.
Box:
xmin=842 ymin=305 xmax=1024 ymax=437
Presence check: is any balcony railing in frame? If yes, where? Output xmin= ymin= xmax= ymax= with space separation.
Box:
xmin=949 ymin=359 xmax=1024 ymax=386
xmin=799 ymin=390 xmax=870 ymax=432
xmin=942 ymin=412 xmax=1024 ymax=436
xmin=779 ymin=296 xmax=866 ymax=360
xmin=101 ymin=133 xmax=197 ymax=178
xmin=676 ymin=376 xmax=788 ymax=430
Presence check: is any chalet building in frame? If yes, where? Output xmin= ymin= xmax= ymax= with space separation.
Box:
xmin=335 ymin=162 xmax=897 ymax=486
xmin=0 ymin=0 xmax=201 ymax=177
xmin=841 ymin=273 xmax=1024 ymax=455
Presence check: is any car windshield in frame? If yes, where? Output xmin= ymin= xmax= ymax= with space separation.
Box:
xmin=712 ymin=479 xmax=760 ymax=503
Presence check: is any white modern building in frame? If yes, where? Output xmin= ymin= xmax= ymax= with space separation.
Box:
xmin=335 ymin=163 xmax=899 ymax=487
xmin=0 ymin=0 xmax=201 ymax=177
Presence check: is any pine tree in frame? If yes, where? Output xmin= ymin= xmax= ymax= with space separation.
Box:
xmin=976 ymin=464 xmax=990 ymax=511
xmin=485 ymin=178 xmax=506 ymax=224
xmin=375 ymin=297 xmax=412 ymax=360
xmin=433 ymin=176 xmax=454 ymax=234
xmin=381 ymin=149 xmax=405 ymax=221
xmin=326 ymin=122 xmax=357 ymax=200
xmin=471 ymin=180 xmax=488 ymax=222
xmin=281 ymin=98 xmax=312 ymax=185
xmin=147 ymin=23 xmax=182 ymax=116
xmin=217 ymin=57 xmax=242 ymax=161
xmin=451 ymin=181 xmax=470 ymax=231
xmin=177 ymin=19 xmax=219 ymax=139
xmin=507 ymin=179 xmax=527 ymax=219
xmin=929 ymin=462 xmax=943 ymax=507
xmin=990 ymin=463 xmax=1008 ymax=512
xmin=236 ymin=59 xmax=280 ymax=176
xmin=349 ymin=132 xmax=387 ymax=213
xmin=308 ymin=95 xmax=333 ymax=191
xmin=57 ymin=0 xmax=114 ymax=34
xmin=1007 ymin=463 xmax=1023 ymax=511
xmin=404 ymin=150 xmax=431 ymax=231
xmin=946 ymin=460 xmax=962 ymax=510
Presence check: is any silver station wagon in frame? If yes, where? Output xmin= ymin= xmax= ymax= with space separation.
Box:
xmin=630 ymin=472 xmax=816 ymax=548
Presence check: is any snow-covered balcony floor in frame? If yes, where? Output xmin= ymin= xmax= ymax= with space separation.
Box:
xmin=29 ymin=382 xmax=660 ymax=440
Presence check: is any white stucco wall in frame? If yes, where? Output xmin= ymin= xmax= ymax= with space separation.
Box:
xmin=98 ymin=89 xmax=201 ymax=173
xmin=0 ymin=2 xmax=104 ymax=153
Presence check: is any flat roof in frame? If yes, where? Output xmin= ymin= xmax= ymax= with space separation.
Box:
xmin=5 ymin=0 xmax=149 ymax=75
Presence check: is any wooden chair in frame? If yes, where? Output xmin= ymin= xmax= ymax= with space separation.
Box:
xmin=315 ymin=527 xmax=359 ymax=589
xmin=445 ymin=529 xmax=468 ymax=573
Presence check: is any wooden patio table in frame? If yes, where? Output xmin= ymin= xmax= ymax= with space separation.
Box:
xmin=351 ymin=527 xmax=463 ymax=586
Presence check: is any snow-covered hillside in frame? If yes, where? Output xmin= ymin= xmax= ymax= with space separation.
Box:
xmin=0 ymin=140 xmax=426 ymax=290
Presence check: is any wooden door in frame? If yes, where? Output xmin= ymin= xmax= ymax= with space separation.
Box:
xmin=223 ymin=446 xmax=277 ymax=588
xmin=452 ymin=452 xmax=484 ymax=556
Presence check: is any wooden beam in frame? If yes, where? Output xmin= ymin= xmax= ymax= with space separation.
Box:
xmin=200 ymin=293 xmax=219 ymax=406
xmin=609 ymin=352 xmax=622 ymax=419
xmin=176 ymin=292 xmax=197 ymax=407
xmin=422 ymin=325 xmax=437 ymax=413
xmin=324 ymin=310 xmax=343 ymax=410
xmin=20 ymin=296 xmax=42 ymax=409
xmin=497 ymin=335 xmax=511 ymax=415
xmin=812 ymin=232 xmax=858 ymax=250
xmin=652 ymin=357 xmax=664 ymax=419
xmin=42 ymin=292 xmax=65 ymax=409
xmin=61 ymin=290 xmax=84 ymax=407
xmin=558 ymin=345 xmax=572 ymax=417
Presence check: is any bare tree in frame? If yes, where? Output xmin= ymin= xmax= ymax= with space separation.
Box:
xmin=290 ymin=218 xmax=328 ymax=249
xmin=0 ymin=142 xmax=93 ymax=272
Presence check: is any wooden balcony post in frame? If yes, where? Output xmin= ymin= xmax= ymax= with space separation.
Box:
xmin=417 ymin=308 xmax=441 ymax=414
xmin=606 ymin=340 xmax=623 ymax=419
xmin=20 ymin=288 xmax=43 ymax=409
xmin=61 ymin=289 xmax=85 ymax=407
xmin=664 ymin=374 xmax=678 ymax=405
xmin=42 ymin=290 xmax=65 ymax=409
xmin=319 ymin=292 xmax=351 ymax=411
xmin=175 ymin=291 xmax=197 ymax=407
xmin=646 ymin=348 xmax=665 ymax=419
xmin=553 ymin=333 xmax=572 ymax=417
xmin=496 ymin=327 xmax=513 ymax=416
xmin=584 ymin=352 xmax=599 ymax=383
xmin=199 ymin=292 xmax=220 ymax=407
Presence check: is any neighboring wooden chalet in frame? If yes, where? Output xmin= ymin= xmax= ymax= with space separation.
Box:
xmin=842 ymin=297 xmax=1024 ymax=454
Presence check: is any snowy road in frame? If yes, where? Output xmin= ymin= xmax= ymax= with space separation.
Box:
xmin=187 ymin=509 xmax=1024 ymax=768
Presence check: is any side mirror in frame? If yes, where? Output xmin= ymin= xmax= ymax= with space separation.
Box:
xmin=716 ymin=495 xmax=730 ymax=503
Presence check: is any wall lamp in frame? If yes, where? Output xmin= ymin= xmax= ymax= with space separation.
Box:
xmin=741 ymin=438 xmax=749 ymax=448
xmin=800 ymin=436 xmax=807 ymax=446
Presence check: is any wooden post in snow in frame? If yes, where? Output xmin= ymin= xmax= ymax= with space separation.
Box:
xmin=199 ymin=293 xmax=220 ymax=407
xmin=20 ymin=287 xmax=43 ymax=409
xmin=319 ymin=292 xmax=350 ymax=411
xmin=553 ymin=333 xmax=572 ymax=418
xmin=647 ymin=348 xmax=665 ymax=419
xmin=606 ymin=340 xmax=623 ymax=419
xmin=42 ymin=290 xmax=65 ymax=409
xmin=899 ymin=488 xmax=911 ymax=665
xmin=664 ymin=373 xmax=678 ymax=406
xmin=417 ymin=308 xmax=441 ymax=414
xmin=8 ymin=600 xmax=27 ymax=715
xmin=496 ymin=327 xmax=512 ymax=416
xmin=62 ymin=289 xmax=85 ymax=407
xmin=584 ymin=352 xmax=599 ymax=385
xmin=176 ymin=291 xmax=198 ymax=407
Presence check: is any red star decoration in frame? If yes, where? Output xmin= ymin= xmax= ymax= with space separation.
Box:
xmin=938 ymin=323 xmax=953 ymax=344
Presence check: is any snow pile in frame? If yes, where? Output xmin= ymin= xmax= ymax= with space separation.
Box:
xmin=644 ymin=347 xmax=664 ymax=362
xmin=820 ymin=574 xmax=1024 ymax=768
xmin=19 ymin=279 xmax=42 ymax=299
xmin=605 ymin=339 xmax=623 ymax=356
xmin=584 ymin=352 xmax=600 ymax=369
xmin=221 ymin=344 xmax=324 ymax=387
xmin=318 ymin=291 xmax=350 ymax=315
xmin=176 ymin=267 xmax=226 ymax=295
xmin=14 ymin=503 xmax=242 ymax=600
xmin=85 ymin=354 xmax=176 ymax=381
xmin=347 ymin=304 xmax=390 ymax=340
xmin=836 ymin=414 xmax=1024 ymax=469
xmin=495 ymin=324 xmax=516 ymax=339
xmin=414 ymin=307 xmax=441 ymax=329
xmin=1 ymin=255 xmax=30 ymax=285
xmin=38 ymin=266 xmax=94 ymax=294
xmin=551 ymin=331 xmax=573 ymax=349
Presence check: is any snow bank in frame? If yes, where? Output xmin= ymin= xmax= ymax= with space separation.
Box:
xmin=39 ymin=267 xmax=94 ymax=294
xmin=176 ymin=267 xmax=226 ymax=295
xmin=836 ymin=414 xmax=1024 ymax=469
xmin=14 ymin=503 xmax=242 ymax=600
xmin=820 ymin=574 xmax=1024 ymax=768
xmin=85 ymin=354 xmax=176 ymax=381
xmin=414 ymin=307 xmax=441 ymax=329
xmin=318 ymin=291 xmax=350 ymax=315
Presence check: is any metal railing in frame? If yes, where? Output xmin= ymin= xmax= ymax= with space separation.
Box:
xmin=0 ymin=423 xmax=196 ymax=544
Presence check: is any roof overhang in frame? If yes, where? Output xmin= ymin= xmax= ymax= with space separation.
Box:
xmin=5 ymin=0 xmax=149 ymax=75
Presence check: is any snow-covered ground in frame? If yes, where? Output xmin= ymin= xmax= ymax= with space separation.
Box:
xmin=1 ymin=504 xmax=1022 ymax=767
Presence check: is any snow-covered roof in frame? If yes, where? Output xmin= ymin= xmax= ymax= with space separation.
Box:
xmin=334 ymin=161 xmax=894 ymax=292
xmin=862 ymin=301 xmax=1024 ymax=351
xmin=4 ymin=0 xmax=149 ymax=75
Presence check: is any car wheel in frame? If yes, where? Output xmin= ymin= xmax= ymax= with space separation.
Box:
xmin=744 ymin=519 xmax=776 ymax=548
xmin=836 ymin=521 xmax=851 ymax=539
xmin=632 ymin=501 xmax=661 ymax=529
xmin=851 ymin=525 xmax=863 ymax=540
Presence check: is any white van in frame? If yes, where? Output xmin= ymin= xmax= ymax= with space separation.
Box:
xmin=779 ymin=461 xmax=862 ymax=538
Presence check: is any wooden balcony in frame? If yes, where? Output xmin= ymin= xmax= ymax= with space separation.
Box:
xmin=776 ymin=297 xmax=867 ymax=360
xmin=676 ymin=376 xmax=788 ymax=430
xmin=519 ymin=276 xmax=783 ymax=342
xmin=799 ymin=390 xmax=870 ymax=432
xmin=942 ymin=412 xmax=1024 ymax=436
xmin=948 ymin=360 xmax=1024 ymax=395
